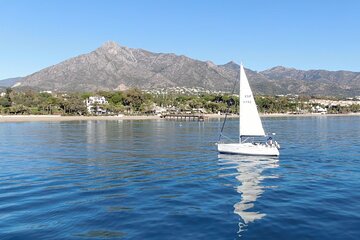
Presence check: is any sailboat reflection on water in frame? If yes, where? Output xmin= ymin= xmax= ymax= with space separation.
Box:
xmin=218 ymin=154 xmax=279 ymax=234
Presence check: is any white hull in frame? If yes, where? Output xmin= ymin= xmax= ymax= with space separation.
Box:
xmin=218 ymin=143 xmax=279 ymax=156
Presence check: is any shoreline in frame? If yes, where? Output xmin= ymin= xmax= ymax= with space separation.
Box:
xmin=1 ymin=113 xmax=360 ymax=122
xmin=0 ymin=115 xmax=161 ymax=123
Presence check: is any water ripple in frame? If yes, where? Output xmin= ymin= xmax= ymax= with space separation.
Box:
xmin=0 ymin=117 xmax=360 ymax=239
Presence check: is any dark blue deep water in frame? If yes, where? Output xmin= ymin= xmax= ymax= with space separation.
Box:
xmin=1 ymin=116 xmax=360 ymax=239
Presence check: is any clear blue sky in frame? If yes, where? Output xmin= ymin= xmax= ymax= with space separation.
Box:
xmin=1 ymin=0 xmax=360 ymax=79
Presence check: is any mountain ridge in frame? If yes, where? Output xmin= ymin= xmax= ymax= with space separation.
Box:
xmin=11 ymin=41 xmax=360 ymax=96
xmin=0 ymin=77 xmax=23 ymax=88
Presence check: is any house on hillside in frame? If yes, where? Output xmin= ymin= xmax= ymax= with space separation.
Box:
xmin=85 ymin=96 xmax=109 ymax=115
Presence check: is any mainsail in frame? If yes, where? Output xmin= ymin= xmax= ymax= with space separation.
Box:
xmin=239 ymin=64 xmax=265 ymax=137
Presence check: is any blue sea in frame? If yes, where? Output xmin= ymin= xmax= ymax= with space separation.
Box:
xmin=1 ymin=116 xmax=360 ymax=239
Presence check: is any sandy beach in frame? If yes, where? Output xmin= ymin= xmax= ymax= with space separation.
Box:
xmin=1 ymin=113 xmax=360 ymax=123
xmin=0 ymin=115 xmax=161 ymax=122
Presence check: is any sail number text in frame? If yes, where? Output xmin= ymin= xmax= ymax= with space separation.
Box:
xmin=242 ymin=94 xmax=252 ymax=104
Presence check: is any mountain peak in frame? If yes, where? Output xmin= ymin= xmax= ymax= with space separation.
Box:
xmin=226 ymin=61 xmax=239 ymax=65
xmin=98 ymin=41 xmax=125 ymax=53
xmin=100 ymin=41 xmax=121 ymax=49
xmin=221 ymin=61 xmax=239 ymax=71
xmin=265 ymin=66 xmax=296 ymax=72
xmin=95 ymin=41 xmax=139 ymax=63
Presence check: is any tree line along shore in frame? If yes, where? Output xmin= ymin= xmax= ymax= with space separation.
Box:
xmin=1 ymin=88 xmax=360 ymax=116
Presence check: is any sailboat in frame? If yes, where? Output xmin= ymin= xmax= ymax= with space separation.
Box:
xmin=217 ymin=64 xmax=280 ymax=156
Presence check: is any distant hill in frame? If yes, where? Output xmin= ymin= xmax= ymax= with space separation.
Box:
xmin=13 ymin=41 xmax=360 ymax=97
xmin=0 ymin=77 xmax=23 ymax=88
xmin=260 ymin=66 xmax=360 ymax=96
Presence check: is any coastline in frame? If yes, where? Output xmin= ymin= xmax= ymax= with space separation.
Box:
xmin=0 ymin=115 xmax=161 ymax=123
xmin=1 ymin=113 xmax=360 ymax=123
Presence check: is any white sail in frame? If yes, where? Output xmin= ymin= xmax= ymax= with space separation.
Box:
xmin=239 ymin=64 xmax=265 ymax=137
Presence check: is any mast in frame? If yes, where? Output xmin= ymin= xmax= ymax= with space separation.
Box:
xmin=218 ymin=65 xmax=240 ymax=142
xmin=239 ymin=64 xmax=242 ymax=143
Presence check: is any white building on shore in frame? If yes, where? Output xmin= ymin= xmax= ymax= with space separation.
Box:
xmin=312 ymin=105 xmax=327 ymax=114
xmin=85 ymin=96 xmax=109 ymax=115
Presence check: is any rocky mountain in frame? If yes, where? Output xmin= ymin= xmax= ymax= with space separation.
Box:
xmin=0 ymin=77 xmax=23 ymax=88
xmin=16 ymin=41 xmax=360 ymax=96
xmin=260 ymin=66 xmax=360 ymax=96
xmin=18 ymin=42 xmax=237 ymax=93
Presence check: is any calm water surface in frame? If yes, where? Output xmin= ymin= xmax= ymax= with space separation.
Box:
xmin=0 ymin=116 xmax=360 ymax=239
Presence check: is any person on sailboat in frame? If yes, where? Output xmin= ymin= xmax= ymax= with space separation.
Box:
xmin=267 ymin=137 xmax=273 ymax=146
